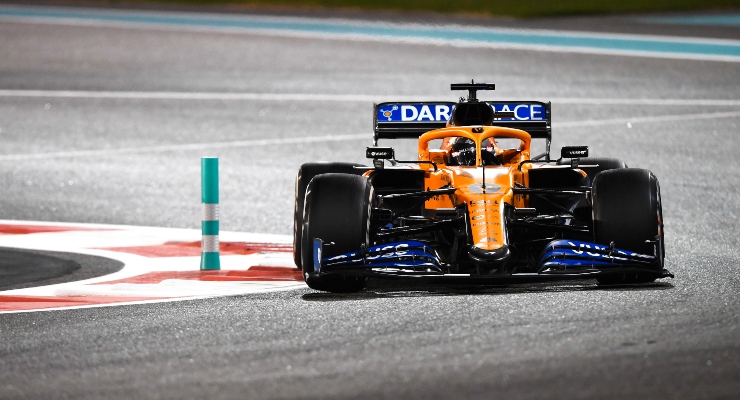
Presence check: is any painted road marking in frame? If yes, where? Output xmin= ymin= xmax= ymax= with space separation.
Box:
xmin=1 ymin=89 xmax=740 ymax=107
xmin=0 ymin=220 xmax=306 ymax=313
xmin=556 ymin=110 xmax=740 ymax=128
xmin=1 ymin=5 xmax=739 ymax=62
xmin=0 ymin=110 xmax=737 ymax=161
xmin=0 ymin=133 xmax=370 ymax=161
xmin=0 ymin=89 xmax=386 ymax=103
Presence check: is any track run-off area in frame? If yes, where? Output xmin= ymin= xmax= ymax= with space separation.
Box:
xmin=0 ymin=3 xmax=739 ymax=399
xmin=1 ymin=4 xmax=739 ymax=61
xmin=0 ymin=220 xmax=302 ymax=313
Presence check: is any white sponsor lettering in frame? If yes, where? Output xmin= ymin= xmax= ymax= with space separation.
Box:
xmin=366 ymin=243 xmax=410 ymax=261
xmin=567 ymin=241 xmax=615 ymax=257
xmin=587 ymin=248 xmax=602 ymax=257
xmin=435 ymin=105 xmax=451 ymax=121
xmin=514 ymin=104 xmax=530 ymax=120
xmin=418 ymin=105 xmax=434 ymax=121
xmin=531 ymin=104 xmax=543 ymax=120
xmin=401 ymin=105 xmax=419 ymax=121
xmin=568 ymin=241 xmax=582 ymax=255
xmin=470 ymin=200 xmax=499 ymax=205
xmin=472 ymin=222 xmax=500 ymax=227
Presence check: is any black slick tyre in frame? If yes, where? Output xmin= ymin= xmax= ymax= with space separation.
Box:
xmin=591 ymin=168 xmax=664 ymax=284
xmin=293 ymin=162 xmax=364 ymax=270
xmin=300 ymin=173 xmax=372 ymax=293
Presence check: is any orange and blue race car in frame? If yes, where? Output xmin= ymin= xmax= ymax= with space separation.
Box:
xmin=293 ymin=82 xmax=672 ymax=293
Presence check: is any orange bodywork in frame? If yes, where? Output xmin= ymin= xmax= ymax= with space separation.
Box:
xmin=416 ymin=126 xmax=533 ymax=252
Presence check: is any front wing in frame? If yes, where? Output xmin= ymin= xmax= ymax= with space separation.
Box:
xmin=307 ymin=239 xmax=673 ymax=283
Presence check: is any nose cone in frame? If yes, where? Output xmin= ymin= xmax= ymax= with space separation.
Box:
xmin=468 ymin=244 xmax=511 ymax=267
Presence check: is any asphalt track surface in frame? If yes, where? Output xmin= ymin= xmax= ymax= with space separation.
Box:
xmin=1 ymin=4 xmax=739 ymax=399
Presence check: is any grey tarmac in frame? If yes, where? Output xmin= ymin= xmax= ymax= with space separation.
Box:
xmin=0 ymin=4 xmax=738 ymax=399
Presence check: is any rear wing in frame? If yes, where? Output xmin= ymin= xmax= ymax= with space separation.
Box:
xmin=374 ymin=101 xmax=551 ymax=142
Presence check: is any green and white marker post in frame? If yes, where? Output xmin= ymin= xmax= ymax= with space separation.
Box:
xmin=200 ymin=157 xmax=221 ymax=270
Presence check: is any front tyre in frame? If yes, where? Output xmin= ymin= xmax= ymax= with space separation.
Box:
xmin=301 ymin=173 xmax=372 ymax=293
xmin=293 ymin=162 xmax=364 ymax=269
xmin=592 ymin=169 xmax=664 ymax=284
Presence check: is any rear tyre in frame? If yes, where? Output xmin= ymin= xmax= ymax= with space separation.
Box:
xmin=592 ymin=169 xmax=664 ymax=284
xmin=300 ymin=173 xmax=372 ymax=293
xmin=293 ymin=162 xmax=364 ymax=269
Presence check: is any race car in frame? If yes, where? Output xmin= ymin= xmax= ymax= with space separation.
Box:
xmin=294 ymin=82 xmax=671 ymax=292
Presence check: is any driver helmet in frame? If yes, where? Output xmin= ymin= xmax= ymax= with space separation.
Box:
xmin=447 ymin=138 xmax=477 ymax=166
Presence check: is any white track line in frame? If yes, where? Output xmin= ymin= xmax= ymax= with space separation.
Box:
xmin=0 ymin=111 xmax=738 ymax=161
xmin=557 ymin=110 xmax=740 ymax=127
xmin=551 ymin=98 xmax=740 ymax=107
xmin=1 ymin=89 xmax=740 ymax=106
xmin=0 ymin=89 xmax=380 ymax=102
xmin=0 ymin=133 xmax=370 ymax=161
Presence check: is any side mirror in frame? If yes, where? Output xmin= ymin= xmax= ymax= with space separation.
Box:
xmin=561 ymin=146 xmax=588 ymax=159
xmin=560 ymin=146 xmax=588 ymax=168
xmin=367 ymin=147 xmax=395 ymax=169
xmin=366 ymin=147 xmax=395 ymax=160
